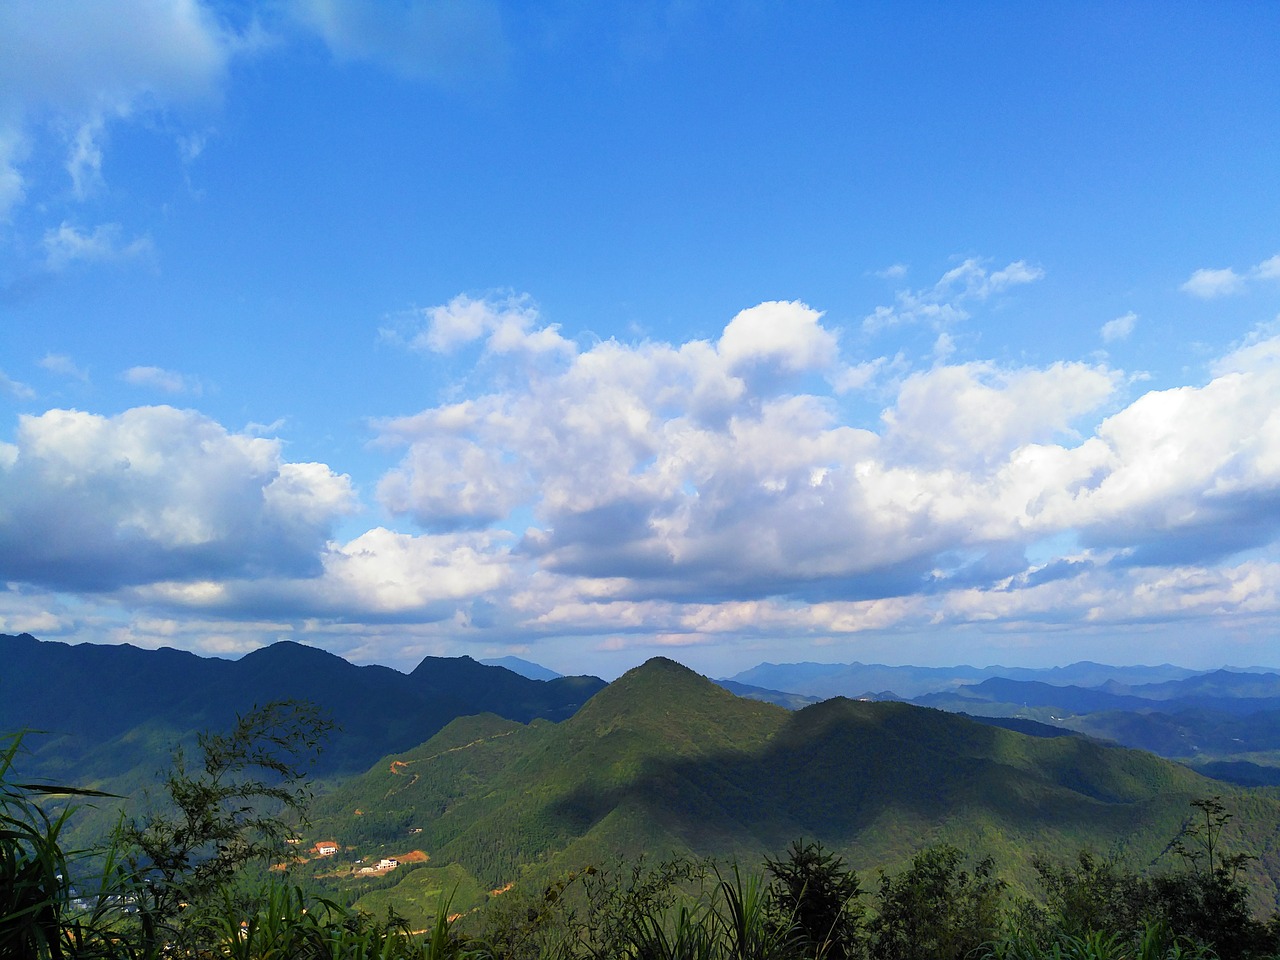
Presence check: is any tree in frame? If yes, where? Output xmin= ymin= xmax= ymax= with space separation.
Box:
xmin=766 ymin=840 xmax=864 ymax=960
xmin=1029 ymin=850 xmax=1155 ymax=939
xmin=118 ymin=700 xmax=332 ymax=948
xmin=866 ymin=845 xmax=1005 ymax=960
xmin=1152 ymin=797 xmax=1277 ymax=960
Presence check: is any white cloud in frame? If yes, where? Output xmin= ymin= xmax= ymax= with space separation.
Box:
xmin=11 ymin=297 xmax=1280 ymax=666
xmin=40 ymin=354 xmax=89 ymax=381
xmin=43 ymin=222 xmax=154 ymax=271
xmin=1181 ymin=255 xmax=1280 ymax=298
xmin=309 ymin=527 xmax=511 ymax=613
xmin=0 ymin=0 xmax=238 ymax=219
xmin=0 ymin=406 xmax=357 ymax=591
xmin=1252 ymin=254 xmax=1280 ymax=281
xmin=1100 ymin=311 xmax=1137 ymax=343
xmin=68 ymin=117 xmax=106 ymax=199
xmin=378 ymin=431 xmax=531 ymax=531
xmin=372 ymin=297 xmax=1280 ymax=643
xmin=129 ymin=526 xmax=514 ymax=624
xmin=864 ymin=257 xmax=1044 ymax=331
xmin=883 ymin=361 xmax=1119 ymax=469
xmin=716 ymin=300 xmax=838 ymax=376
xmin=123 ymin=365 xmax=200 ymax=395
xmin=0 ymin=129 xmax=28 ymax=221
xmin=291 ymin=0 xmax=507 ymax=83
xmin=0 ymin=372 xmax=34 ymax=400
xmin=1181 ymin=267 xmax=1245 ymax=299
xmin=386 ymin=293 xmax=575 ymax=359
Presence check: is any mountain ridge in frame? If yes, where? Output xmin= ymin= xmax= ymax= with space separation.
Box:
xmin=0 ymin=633 xmax=607 ymax=783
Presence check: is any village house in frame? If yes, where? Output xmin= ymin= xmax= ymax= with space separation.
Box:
xmin=357 ymin=857 xmax=400 ymax=876
xmin=314 ymin=841 xmax=338 ymax=857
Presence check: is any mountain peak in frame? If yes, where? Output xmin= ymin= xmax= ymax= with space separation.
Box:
xmin=614 ymin=656 xmax=715 ymax=691
xmin=567 ymin=656 xmax=783 ymax=751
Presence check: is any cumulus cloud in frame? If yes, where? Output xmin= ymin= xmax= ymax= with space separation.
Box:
xmin=882 ymin=361 xmax=1119 ymax=469
xmin=127 ymin=526 xmax=515 ymax=632
xmin=11 ymin=295 xmax=1280 ymax=667
xmin=717 ymin=300 xmax=839 ymax=376
xmin=863 ymin=257 xmax=1044 ymax=331
xmin=0 ymin=406 xmax=357 ymax=591
xmin=43 ymin=222 xmax=154 ymax=271
xmin=372 ymin=294 xmax=1280 ymax=639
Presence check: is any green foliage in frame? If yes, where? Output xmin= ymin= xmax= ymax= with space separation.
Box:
xmin=866 ymin=844 xmax=1006 ymax=960
xmin=765 ymin=840 xmax=862 ymax=960
xmin=1005 ymin=799 xmax=1279 ymax=960
xmin=0 ymin=731 xmax=125 ymax=960
xmin=1150 ymin=797 xmax=1277 ymax=960
xmin=711 ymin=863 xmax=800 ymax=960
xmin=356 ymin=864 xmax=487 ymax=931
xmin=1028 ymin=851 xmax=1154 ymax=939
xmin=117 ymin=700 xmax=333 ymax=947
xmin=191 ymin=877 xmax=486 ymax=960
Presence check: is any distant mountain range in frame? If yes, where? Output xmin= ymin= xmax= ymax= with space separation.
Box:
xmin=720 ymin=658 xmax=1280 ymax=786
xmin=301 ymin=657 xmax=1280 ymax=921
xmin=0 ymin=633 xmax=604 ymax=787
xmin=723 ymin=660 xmax=1221 ymax=700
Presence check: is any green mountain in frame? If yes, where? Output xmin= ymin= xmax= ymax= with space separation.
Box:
xmin=303 ymin=658 xmax=1280 ymax=920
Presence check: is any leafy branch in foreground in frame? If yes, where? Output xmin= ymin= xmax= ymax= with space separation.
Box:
xmin=118 ymin=700 xmax=333 ymax=946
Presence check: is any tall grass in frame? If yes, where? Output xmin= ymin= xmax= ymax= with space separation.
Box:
xmin=0 ymin=732 xmax=126 ymax=960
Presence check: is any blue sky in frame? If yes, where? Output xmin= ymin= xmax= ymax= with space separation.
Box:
xmin=2 ymin=1 xmax=1280 ymax=678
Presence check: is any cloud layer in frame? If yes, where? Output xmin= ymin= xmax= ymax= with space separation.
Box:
xmin=6 ymin=292 xmax=1280 ymax=668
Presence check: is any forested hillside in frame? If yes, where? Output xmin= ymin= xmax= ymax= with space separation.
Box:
xmin=301 ymin=658 xmax=1280 ymax=921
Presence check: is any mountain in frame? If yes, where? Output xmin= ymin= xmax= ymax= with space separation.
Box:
xmin=0 ymin=633 xmax=606 ymax=785
xmin=479 ymin=656 xmax=563 ymax=681
xmin=303 ymin=658 xmax=1280 ymax=920
xmin=917 ymin=675 xmax=1280 ymax=719
xmin=1108 ymin=669 xmax=1280 ymax=700
xmin=905 ymin=673 xmax=1280 ymax=784
xmin=713 ymin=678 xmax=821 ymax=709
xmin=726 ymin=660 xmax=1203 ymax=700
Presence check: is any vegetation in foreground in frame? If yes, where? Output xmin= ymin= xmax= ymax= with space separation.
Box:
xmin=5 ymin=703 xmax=1280 ymax=960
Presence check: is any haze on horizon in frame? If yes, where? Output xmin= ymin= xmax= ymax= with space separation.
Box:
xmin=2 ymin=2 xmax=1279 ymax=679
